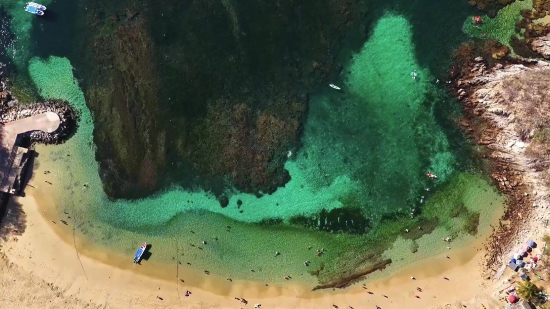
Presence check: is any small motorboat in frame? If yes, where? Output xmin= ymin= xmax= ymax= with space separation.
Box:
xmin=25 ymin=4 xmax=44 ymax=15
xmin=27 ymin=2 xmax=47 ymax=10
xmin=426 ymin=173 xmax=438 ymax=179
xmin=134 ymin=242 xmax=147 ymax=264
xmin=329 ymin=84 xmax=341 ymax=90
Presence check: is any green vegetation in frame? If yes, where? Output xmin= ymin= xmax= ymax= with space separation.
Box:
xmin=516 ymin=280 xmax=549 ymax=307
xmin=543 ymin=234 xmax=550 ymax=255
xmin=517 ymin=280 xmax=541 ymax=302
xmin=534 ymin=128 xmax=550 ymax=144
xmin=462 ymin=0 xmax=533 ymax=48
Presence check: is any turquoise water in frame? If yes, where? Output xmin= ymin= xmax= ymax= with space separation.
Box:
xmin=0 ymin=0 xmax=516 ymax=287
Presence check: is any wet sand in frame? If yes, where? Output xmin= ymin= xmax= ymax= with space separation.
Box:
xmin=0 ymin=183 xmax=504 ymax=309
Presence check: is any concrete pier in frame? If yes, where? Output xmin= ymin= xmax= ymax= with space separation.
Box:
xmin=0 ymin=112 xmax=60 ymax=194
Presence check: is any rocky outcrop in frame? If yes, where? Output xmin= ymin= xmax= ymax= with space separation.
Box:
xmin=466 ymin=0 xmax=514 ymax=17
xmin=453 ymin=57 xmax=550 ymax=278
xmin=530 ymin=33 xmax=550 ymax=58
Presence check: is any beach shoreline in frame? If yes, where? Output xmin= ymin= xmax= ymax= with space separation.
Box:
xmin=0 ymin=177 xmax=505 ymax=308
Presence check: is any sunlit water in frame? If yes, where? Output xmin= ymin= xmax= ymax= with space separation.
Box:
xmin=0 ymin=0 xmax=516 ymax=287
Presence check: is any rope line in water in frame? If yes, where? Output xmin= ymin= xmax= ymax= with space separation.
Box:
xmin=72 ymin=204 xmax=88 ymax=281
xmin=176 ymin=240 xmax=181 ymax=304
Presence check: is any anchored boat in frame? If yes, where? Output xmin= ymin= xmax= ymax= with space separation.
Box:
xmin=134 ymin=242 xmax=147 ymax=264
xmin=25 ymin=2 xmax=46 ymax=16
xmin=27 ymin=2 xmax=47 ymax=10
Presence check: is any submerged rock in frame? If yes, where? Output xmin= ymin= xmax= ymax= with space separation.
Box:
xmin=218 ymin=195 xmax=229 ymax=208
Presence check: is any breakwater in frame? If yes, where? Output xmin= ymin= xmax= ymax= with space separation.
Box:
xmin=0 ymin=101 xmax=78 ymax=145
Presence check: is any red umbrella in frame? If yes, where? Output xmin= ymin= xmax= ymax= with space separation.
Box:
xmin=509 ymin=295 xmax=518 ymax=303
xmin=533 ymin=256 xmax=539 ymax=262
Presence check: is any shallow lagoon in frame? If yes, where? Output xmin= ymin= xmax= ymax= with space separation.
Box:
xmin=2 ymin=0 xmax=508 ymax=286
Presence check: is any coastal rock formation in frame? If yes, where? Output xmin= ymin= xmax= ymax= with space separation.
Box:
xmin=453 ymin=57 xmax=550 ymax=276
xmin=530 ymin=33 xmax=550 ymax=58
xmin=466 ymin=0 xmax=514 ymax=17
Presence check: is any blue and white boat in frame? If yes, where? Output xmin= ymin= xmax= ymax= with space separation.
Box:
xmin=27 ymin=2 xmax=47 ymax=10
xmin=24 ymin=2 xmax=46 ymax=16
xmin=133 ymin=242 xmax=147 ymax=264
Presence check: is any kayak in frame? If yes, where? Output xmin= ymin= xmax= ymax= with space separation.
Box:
xmin=329 ymin=84 xmax=341 ymax=90
xmin=426 ymin=173 xmax=438 ymax=179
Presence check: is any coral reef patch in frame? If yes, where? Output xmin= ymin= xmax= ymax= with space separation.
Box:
xmin=70 ymin=0 xmax=367 ymax=199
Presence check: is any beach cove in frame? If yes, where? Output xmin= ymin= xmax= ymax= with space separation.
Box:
xmin=1 ymin=0 xmax=549 ymax=308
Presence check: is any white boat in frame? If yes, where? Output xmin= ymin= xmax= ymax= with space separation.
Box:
xmin=27 ymin=2 xmax=46 ymax=11
xmin=24 ymin=4 xmax=44 ymax=15
xmin=329 ymin=84 xmax=341 ymax=90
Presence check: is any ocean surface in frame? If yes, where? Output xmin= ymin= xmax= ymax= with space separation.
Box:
xmin=0 ymin=0 xmax=517 ymax=287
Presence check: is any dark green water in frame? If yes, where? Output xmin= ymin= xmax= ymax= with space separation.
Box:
xmin=1 ymin=0 xmax=509 ymax=286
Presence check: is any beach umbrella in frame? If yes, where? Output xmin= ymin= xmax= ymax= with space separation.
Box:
xmin=528 ymin=240 xmax=536 ymax=248
xmin=518 ymin=261 xmax=526 ymax=268
xmin=508 ymin=295 xmax=518 ymax=303
xmin=523 ymin=245 xmax=531 ymax=252
xmin=533 ymin=256 xmax=539 ymax=262
xmin=514 ymin=253 xmax=522 ymax=260
xmin=510 ymin=258 xmax=517 ymax=264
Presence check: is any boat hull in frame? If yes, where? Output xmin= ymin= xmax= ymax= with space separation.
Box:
xmin=133 ymin=243 xmax=147 ymax=264
xmin=24 ymin=6 xmax=44 ymax=15
xmin=28 ymin=2 xmax=47 ymax=10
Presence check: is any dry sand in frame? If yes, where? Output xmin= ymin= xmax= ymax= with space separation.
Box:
xmin=0 ymin=185 xmax=506 ymax=309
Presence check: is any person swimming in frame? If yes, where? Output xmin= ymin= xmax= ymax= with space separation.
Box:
xmin=411 ymin=70 xmax=417 ymax=80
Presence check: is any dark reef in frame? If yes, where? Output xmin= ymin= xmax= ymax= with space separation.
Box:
xmin=70 ymin=0 xmax=368 ymax=199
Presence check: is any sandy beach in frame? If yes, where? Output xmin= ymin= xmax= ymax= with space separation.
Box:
xmin=0 ymin=182 xmax=507 ymax=309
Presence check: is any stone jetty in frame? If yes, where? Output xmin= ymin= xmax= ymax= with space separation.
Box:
xmin=0 ymin=73 xmax=78 ymax=195
xmin=0 ymin=101 xmax=78 ymax=145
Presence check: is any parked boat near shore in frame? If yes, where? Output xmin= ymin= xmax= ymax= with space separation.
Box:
xmin=133 ymin=243 xmax=147 ymax=264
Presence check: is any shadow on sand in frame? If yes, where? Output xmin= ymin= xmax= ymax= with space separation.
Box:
xmin=141 ymin=244 xmax=153 ymax=261
xmin=0 ymin=195 xmax=27 ymax=243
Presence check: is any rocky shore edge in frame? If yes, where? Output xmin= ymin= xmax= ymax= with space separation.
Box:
xmin=0 ymin=80 xmax=78 ymax=145
xmin=452 ymin=56 xmax=550 ymax=279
